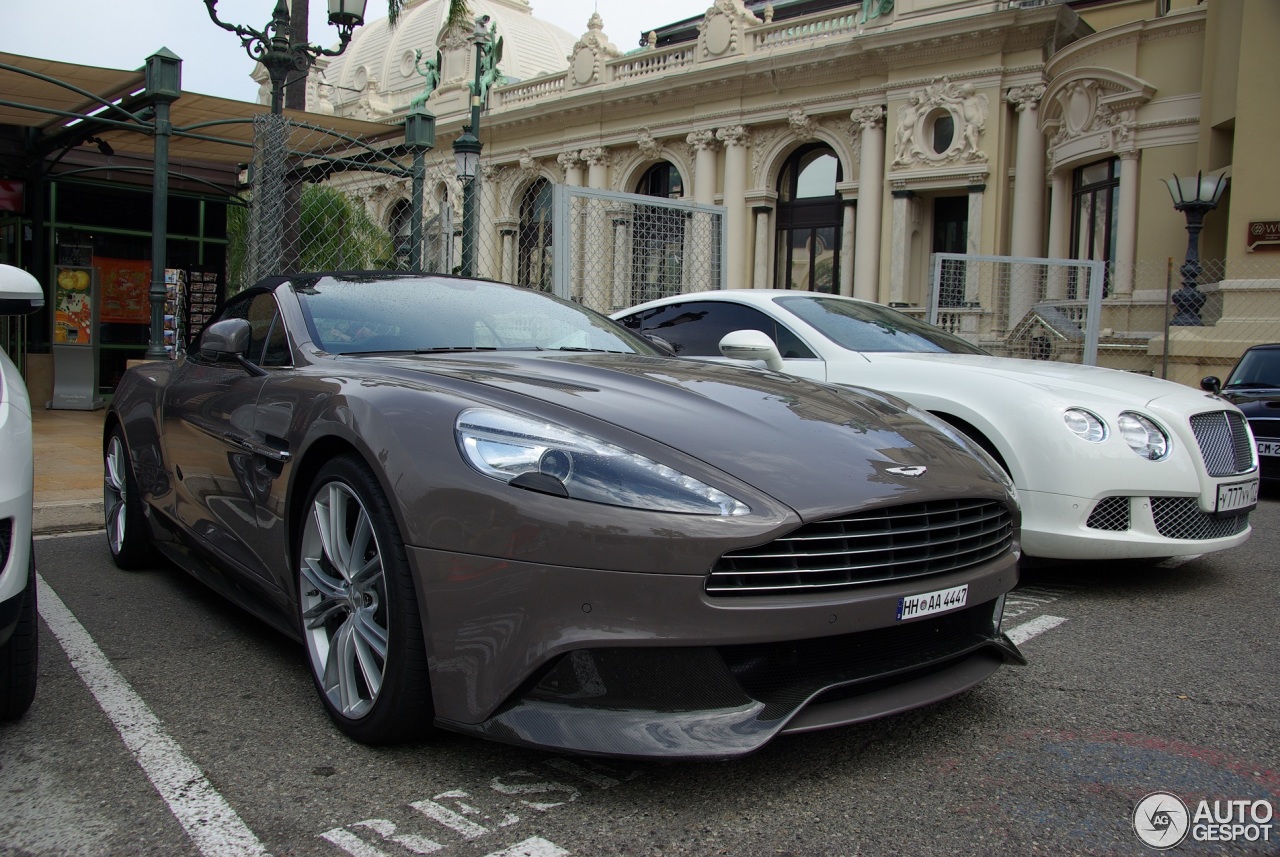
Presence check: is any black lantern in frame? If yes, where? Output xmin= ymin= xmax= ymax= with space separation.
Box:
xmin=1165 ymin=171 xmax=1228 ymax=326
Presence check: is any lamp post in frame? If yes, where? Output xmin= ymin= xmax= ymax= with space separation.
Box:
xmin=203 ymin=0 xmax=367 ymax=114
xmin=453 ymin=15 xmax=492 ymax=278
xmin=404 ymin=108 xmax=437 ymax=272
xmin=145 ymin=49 xmax=182 ymax=360
xmin=1165 ymin=170 xmax=1228 ymax=326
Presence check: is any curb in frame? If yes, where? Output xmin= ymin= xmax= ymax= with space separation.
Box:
xmin=34 ymin=499 xmax=103 ymax=536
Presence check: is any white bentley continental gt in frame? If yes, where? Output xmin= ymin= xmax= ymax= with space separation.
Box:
xmin=613 ymin=290 xmax=1258 ymax=562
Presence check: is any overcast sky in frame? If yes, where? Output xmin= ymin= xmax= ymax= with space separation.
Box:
xmin=2 ymin=1 xmax=709 ymax=103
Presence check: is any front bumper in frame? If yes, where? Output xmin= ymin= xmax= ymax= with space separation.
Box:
xmin=1019 ymin=489 xmax=1251 ymax=560
xmin=408 ymin=545 xmax=1022 ymax=758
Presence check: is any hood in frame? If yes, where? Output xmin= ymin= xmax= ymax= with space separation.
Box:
xmin=1222 ymin=387 xmax=1280 ymax=415
xmin=869 ymin=352 xmax=1223 ymax=411
xmin=352 ymin=352 xmax=1010 ymax=519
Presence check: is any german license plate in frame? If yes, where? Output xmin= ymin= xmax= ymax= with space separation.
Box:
xmin=1216 ymin=478 xmax=1259 ymax=516
xmin=897 ymin=584 xmax=968 ymax=621
xmin=1258 ymin=440 xmax=1280 ymax=457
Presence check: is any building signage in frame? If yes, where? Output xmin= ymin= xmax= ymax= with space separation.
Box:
xmin=1247 ymin=221 xmax=1280 ymax=252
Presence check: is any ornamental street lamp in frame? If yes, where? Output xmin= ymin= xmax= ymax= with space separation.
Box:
xmin=453 ymin=14 xmax=495 ymax=278
xmin=1165 ymin=170 xmax=1228 ymax=326
xmin=203 ymin=0 xmax=367 ymax=114
xmin=404 ymin=108 xmax=437 ymax=272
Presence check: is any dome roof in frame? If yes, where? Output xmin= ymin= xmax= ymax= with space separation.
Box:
xmin=323 ymin=0 xmax=576 ymax=110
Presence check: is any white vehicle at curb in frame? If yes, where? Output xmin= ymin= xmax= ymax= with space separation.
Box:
xmin=614 ymin=290 xmax=1259 ymax=561
xmin=0 ymin=263 xmax=42 ymax=719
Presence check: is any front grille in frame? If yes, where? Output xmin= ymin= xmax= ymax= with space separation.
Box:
xmin=1151 ymin=497 xmax=1250 ymax=540
xmin=1190 ymin=411 xmax=1254 ymax=476
xmin=1086 ymin=496 xmax=1131 ymax=531
xmin=708 ymin=499 xmax=1013 ymax=596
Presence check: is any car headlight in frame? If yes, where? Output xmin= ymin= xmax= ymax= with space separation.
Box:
xmin=456 ymin=408 xmax=751 ymax=516
xmin=1117 ymin=412 xmax=1170 ymax=461
xmin=1063 ymin=408 xmax=1107 ymax=443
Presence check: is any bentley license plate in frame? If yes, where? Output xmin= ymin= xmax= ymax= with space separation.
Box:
xmin=1216 ymin=478 xmax=1259 ymax=515
xmin=897 ymin=584 xmax=968 ymax=621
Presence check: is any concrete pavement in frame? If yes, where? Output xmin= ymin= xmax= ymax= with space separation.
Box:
xmin=31 ymin=407 xmax=104 ymax=535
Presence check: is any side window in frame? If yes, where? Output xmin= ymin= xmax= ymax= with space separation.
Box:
xmin=621 ymin=302 xmax=815 ymax=359
xmin=245 ymin=294 xmax=289 ymax=367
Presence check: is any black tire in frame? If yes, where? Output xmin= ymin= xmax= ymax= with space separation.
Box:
xmin=103 ymin=426 xmax=159 ymax=570
xmin=0 ymin=548 xmax=38 ymax=721
xmin=296 ymin=454 xmax=433 ymax=744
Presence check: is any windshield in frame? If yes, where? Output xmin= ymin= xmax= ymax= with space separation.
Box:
xmin=294 ymin=275 xmax=657 ymax=356
xmin=775 ymin=295 xmax=989 ymax=355
xmin=1225 ymin=347 xmax=1280 ymax=389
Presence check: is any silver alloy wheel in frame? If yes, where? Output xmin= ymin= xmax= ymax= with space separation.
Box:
xmin=103 ymin=435 xmax=128 ymax=556
xmin=299 ymin=481 xmax=390 ymax=721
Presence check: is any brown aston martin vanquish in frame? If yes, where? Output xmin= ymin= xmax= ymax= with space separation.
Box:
xmin=104 ymin=272 xmax=1024 ymax=758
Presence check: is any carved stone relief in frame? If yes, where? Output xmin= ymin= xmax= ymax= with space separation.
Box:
xmin=569 ymin=12 xmax=622 ymax=87
xmin=699 ymin=0 xmax=761 ymax=58
xmin=892 ymin=79 xmax=989 ymax=168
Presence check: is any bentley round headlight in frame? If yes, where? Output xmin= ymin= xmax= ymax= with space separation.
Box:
xmin=1117 ymin=412 xmax=1169 ymax=460
xmin=1063 ymin=408 xmax=1107 ymax=443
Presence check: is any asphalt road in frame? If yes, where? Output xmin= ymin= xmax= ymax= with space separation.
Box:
xmin=2 ymin=496 xmax=1278 ymax=857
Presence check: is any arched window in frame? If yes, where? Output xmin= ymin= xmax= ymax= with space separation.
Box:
xmin=1071 ymin=157 xmax=1119 ymax=296
xmin=518 ymin=178 xmax=553 ymax=292
xmin=775 ymin=145 xmax=843 ymax=292
xmin=631 ymin=162 xmax=688 ymax=303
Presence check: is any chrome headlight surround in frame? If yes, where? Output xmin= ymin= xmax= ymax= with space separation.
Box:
xmin=455 ymin=408 xmax=751 ymax=516
xmin=1117 ymin=412 xmax=1170 ymax=461
xmin=1063 ymin=408 xmax=1107 ymax=443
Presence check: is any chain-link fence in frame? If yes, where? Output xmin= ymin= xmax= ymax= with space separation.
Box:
xmin=232 ymin=118 xmax=728 ymax=321
xmin=927 ymin=252 xmax=1280 ymax=386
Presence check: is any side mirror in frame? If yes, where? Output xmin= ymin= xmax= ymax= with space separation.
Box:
xmin=719 ymin=329 xmax=785 ymax=371
xmin=0 ymin=264 xmax=45 ymax=316
xmin=643 ymin=333 xmax=677 ymax=357
xmin=1200 ymin=375 xmax=1222 ymax=395
xmin=199 ymin=318 xmax=252 ymax=361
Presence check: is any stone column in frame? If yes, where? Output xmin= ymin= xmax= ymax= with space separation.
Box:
xmin=477 ymin=164 xmax=501 ymax=281
xmin=500 ymin=227 xmax=516 ymax=284
xmin=852 ymin=106 xmax=886 ymax=302
xmin=1046 ymin=169 xmax=1071 ymax=299
xmin=752 ymin=205 xmax=772 ymax=289
xmin=688 ymin=130 xmax=720 ymax=290
xmin=717 ymin=126 xmax=749 ymax=291
xmin=582 ymin=146 xmax=609 ymax=189
xmin=1007 ymin=85 xmax=1047 ymax=259
xmin=1114 ymin=150 xmax=1140 ymax=295
xmin=558 ymin=151 xmax=584 ymax=187
xmin=889 ymin=188 xmax=915 ymax=306
xmin=687 ymin=130 xmax=719 ymax=205
xmin=840 ymin=200 xmax=856 ymax=297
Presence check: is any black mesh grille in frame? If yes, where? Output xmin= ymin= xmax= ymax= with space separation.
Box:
xmin=1086 ymin=496 xmax=1131 ymax=531
xmin=1190 ymin=411 xmax=1255 ymax=476
xmin=0 ymin=518 xmax=11 ymax=569
xmin=722 ymin=600 xmax=998 ymax=719
xmin=1151 ymin=497 xmax=1250 ymax=540
xmin=708 ymin=499 xmax=1013 ymax=596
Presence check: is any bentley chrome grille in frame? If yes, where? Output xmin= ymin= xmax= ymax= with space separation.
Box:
xmin=1086 ymin=496 xmax=1131 ymax=531
xmin=1151 ymin=497 xmax=1251 ymax=540
xmin=707 ymin=499 xmax=1014 ymax=596
xmin=1190 ymin=411 xmax=1254 ymax=476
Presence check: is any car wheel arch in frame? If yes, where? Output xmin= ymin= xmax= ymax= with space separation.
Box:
xmin=928 ymin=411 xmax=1018 ymax=482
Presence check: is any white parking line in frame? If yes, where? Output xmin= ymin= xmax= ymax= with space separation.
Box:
xmin=1005 ymin=614 xmax=1068 ymax=645
xmin=35 ymin=574 xmax=270 ymax=857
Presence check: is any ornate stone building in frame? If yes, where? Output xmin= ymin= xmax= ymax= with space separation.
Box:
xmin=303 ymin=0 xmax=1279 ymax=382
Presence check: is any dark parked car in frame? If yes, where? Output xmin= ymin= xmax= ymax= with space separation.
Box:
xmin=104 ymin=272 xmax=1024 ymax=759
xmin=1205 ymin=343 xmax=1280 ymax=485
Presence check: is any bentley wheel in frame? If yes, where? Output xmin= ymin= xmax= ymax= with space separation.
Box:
xmin=298 ymin=455 xmax=433 ymax=744
xmin=104 ymin=428 xmax=158 ymax=570
xmin=0 ymin=549 xmax=38 ymax=721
